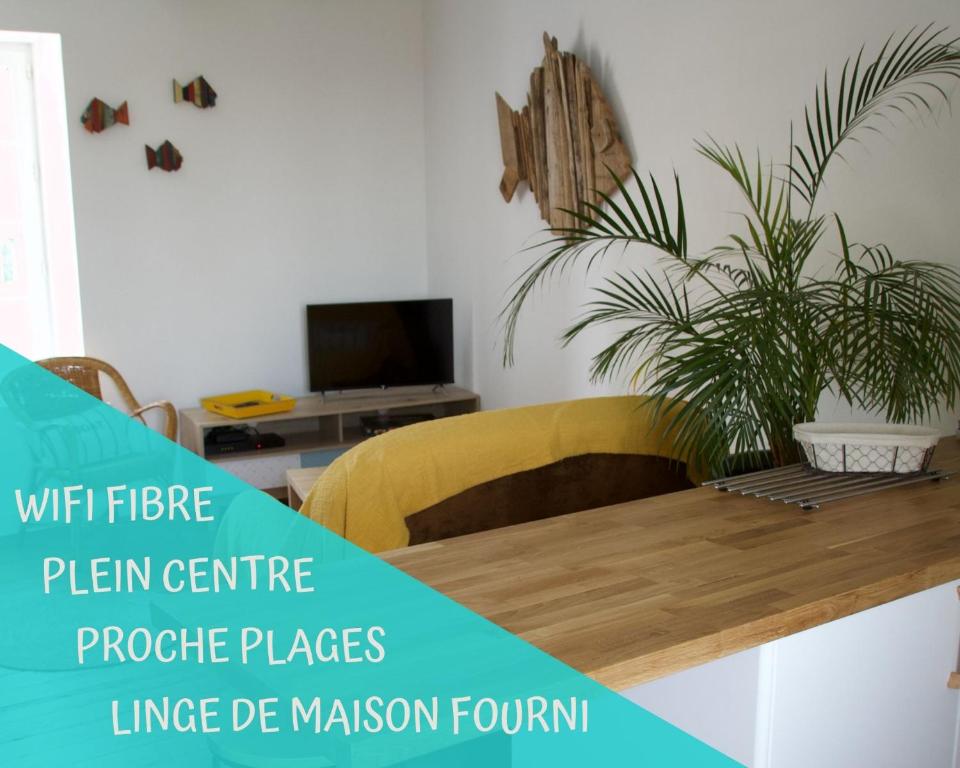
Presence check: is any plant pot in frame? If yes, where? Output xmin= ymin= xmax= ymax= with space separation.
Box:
xmin=721 ymin=449 xmax=775 ymax=478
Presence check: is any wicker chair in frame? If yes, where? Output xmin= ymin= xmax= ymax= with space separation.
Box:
xmin=35 ymin=356 xmax=178 ymax=441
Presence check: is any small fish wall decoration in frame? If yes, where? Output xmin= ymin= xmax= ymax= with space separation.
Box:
xmin=81 ymin=98 xmax=129 ymax=133
xmin=145 ymin=140 xmax=183 ymax=172
xmin=173 ymin=76 xmax=217 ymax=109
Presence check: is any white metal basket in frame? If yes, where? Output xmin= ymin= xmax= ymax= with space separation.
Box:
xmin=793 ymin=422 xmax=941 ymax=474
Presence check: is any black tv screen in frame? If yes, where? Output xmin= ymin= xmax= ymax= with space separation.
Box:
xmin=307 ymin=299 xmax=454 ymax=391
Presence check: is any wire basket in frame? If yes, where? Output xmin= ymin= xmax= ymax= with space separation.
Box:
xmin=793 ymin=422 xmax=940 ymax=474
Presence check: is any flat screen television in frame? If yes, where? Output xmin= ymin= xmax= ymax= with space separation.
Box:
xmin=307 ymin=299 xmax=454 ymax=392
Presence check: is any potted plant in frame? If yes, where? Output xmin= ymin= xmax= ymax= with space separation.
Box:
xmin=502 ymin=26 xmax=960 ymax=477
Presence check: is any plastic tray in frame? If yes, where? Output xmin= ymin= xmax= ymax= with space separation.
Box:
xmin=200 ymin=390 xmax=296 ymax=420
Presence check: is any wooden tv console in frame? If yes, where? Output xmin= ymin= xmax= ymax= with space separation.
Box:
xmin=179 ymin=386 xmax=480 ymax=495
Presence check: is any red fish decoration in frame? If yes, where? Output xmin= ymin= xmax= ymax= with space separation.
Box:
xmin=145 ymin=141 xmax=183 ymax=172
xmin=81 ymin=98 xmax=129 ymax=133
xmin=173 ymin=76 xmax=217 ymax=109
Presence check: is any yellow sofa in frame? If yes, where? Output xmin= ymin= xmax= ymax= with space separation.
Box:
xmin=300 ymin=396 xmax=699 ymax=554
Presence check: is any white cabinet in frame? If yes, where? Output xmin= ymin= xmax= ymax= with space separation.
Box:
xmin=623 ymin=581 xmax=960 ymax=767
xmin=625 ymin=646 xmax=762 ymax=765
xmin=762 ymin=581 xmax=960 ymax=768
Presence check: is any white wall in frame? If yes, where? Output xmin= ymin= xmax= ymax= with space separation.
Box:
xmin=4 ymin=0 xmax=959 ymax=426
xmin=1 ymin=0 xmax=429 ymax=409
xmin=422 ymin=0 xmax=960 ymax=428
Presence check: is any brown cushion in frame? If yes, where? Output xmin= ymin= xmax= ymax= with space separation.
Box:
xmin=405 ymin=453 xmax=692 ymax=545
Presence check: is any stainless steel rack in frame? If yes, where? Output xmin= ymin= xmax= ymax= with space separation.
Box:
xmin=703 ymin=463 xmax=952 ymax=510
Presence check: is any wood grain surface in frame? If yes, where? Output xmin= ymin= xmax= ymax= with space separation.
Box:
xmin=494 ymin=33 xmax=631 ymax=231
xmin=384 ymin=438 xmax=960 ymax=690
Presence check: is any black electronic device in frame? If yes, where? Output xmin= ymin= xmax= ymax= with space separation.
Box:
xmin=253 ymin=433 xmax=286 ymax=450
xmin=306 ymin=299 xmax=454 ymax=392
xmin=204 ymin=426 xmax=286 ymax=456
xmin=359 ymin=413 xmax=434 ymax=437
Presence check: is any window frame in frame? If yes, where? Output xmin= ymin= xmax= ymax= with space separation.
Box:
xmin=0 ymin=30 xmax=82 ymax=360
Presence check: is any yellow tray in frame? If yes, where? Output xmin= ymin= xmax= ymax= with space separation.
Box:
xmin=200 ymin=390 xmax=296 ymax=419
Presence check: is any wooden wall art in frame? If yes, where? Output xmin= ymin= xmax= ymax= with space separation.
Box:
xmin=173 ymin=76 xmax=217 ymax=108
xmin=495 ymin=33 xmax=632 ymax=231
xmin=145 ymin=140 xmax=183 ymax=172
xmin=81 ymin=98 xmax=129 ymax=133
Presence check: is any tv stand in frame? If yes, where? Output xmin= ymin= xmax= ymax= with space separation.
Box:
xmin=180 ymin=386 xmax=480 ymax=494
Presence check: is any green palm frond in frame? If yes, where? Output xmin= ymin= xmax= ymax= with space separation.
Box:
xmin=501 ymin=170 xmax=687 ymax=365
xmin=789 ymin=25 xmax=960 ymax=210
xmin=696 ymin=139 xmax=789 ymax=235
xmin=818 ymin=234 xmax=960 ymax=420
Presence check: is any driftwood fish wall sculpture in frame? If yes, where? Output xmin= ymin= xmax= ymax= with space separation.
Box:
xmin=495 ymin=33 xmax=632 ymax=231
xmin=81 ymin=98 xmax=129 ymax=133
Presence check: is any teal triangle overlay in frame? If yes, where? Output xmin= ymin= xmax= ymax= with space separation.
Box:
xmin=0 ymin=345 xmax=740 ymax=767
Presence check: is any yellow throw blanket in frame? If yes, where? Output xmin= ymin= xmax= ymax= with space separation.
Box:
xmin=300 ymin=395 xmax=698 ymax=553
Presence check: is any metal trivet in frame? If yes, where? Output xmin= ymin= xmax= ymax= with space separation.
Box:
xmin=703 ymin=463 xmax=952 ymax=510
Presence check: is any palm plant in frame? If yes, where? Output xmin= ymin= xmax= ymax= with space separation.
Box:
xmin=502 ymin=26 xmax=960 ymax=476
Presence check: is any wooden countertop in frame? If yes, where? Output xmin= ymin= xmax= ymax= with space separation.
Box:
xmin=383 ymin=438 xmax=960 ymax=690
